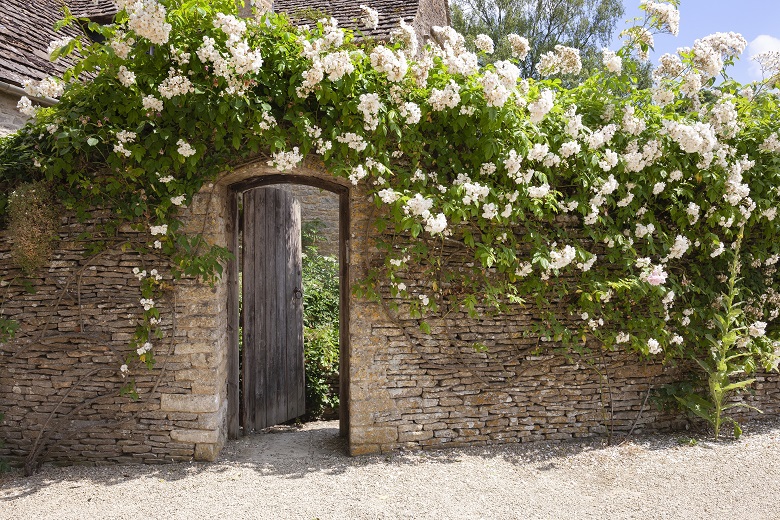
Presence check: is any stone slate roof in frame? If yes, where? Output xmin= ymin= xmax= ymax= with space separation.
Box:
xmin=0 ymin=0 xmax=424 ymax=87
xmin=274 ymin=0 xmax=420 ymax=40
xmin=0 ymin=0 xmax=85 ymax=87
xmin=66 ymin=0 xmax=117 ymax=19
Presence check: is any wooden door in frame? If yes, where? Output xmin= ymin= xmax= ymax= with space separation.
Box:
xmin=242 ymin=187 xmax=305 ymax=431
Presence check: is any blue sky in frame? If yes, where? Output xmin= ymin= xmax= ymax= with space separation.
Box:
xmin=611 ymin=0 xmax=780 ymax=84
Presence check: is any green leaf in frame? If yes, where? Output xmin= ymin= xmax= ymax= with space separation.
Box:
xmin=87 ymin=137 xmax=99 ymax=146
xmin=722 ymin=402 xmax=763 ymax=414
xmin=720 ymin=378 xmax=755 ymax=393
xmin=675 ymin=395 xmax=715 ymax=423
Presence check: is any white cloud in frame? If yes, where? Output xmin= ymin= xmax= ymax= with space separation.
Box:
xmin=748 ymin=35 xmax=780 ymax=80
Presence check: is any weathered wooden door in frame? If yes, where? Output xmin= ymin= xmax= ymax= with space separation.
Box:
xmin=242 ymin=187 xmax=305 ymax=431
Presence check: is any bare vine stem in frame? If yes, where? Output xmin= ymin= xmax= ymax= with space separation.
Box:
xmin=599 ymin=349 xmax=616 ymax=443
xmin=0 ymin=274 xmax=20 ymax=315
xmin=576 ymin=348 xmax=616 ymax=444
xmin=16 ymin=225 xmax=181 ymax=472
xmin=24 ymin=367 xmax=102 ymax=474
xmin=22 ymin=287 xmax=178 ymax=473
xmin=621 ymin=382 xmax=655 ymax=444
xmin=149 ymin=290 xmax=176 ymax=397
xmin=192 ymin=184 xmax=218 ymax=259
xmin=11 ymin=237 xmax=135 ymax=358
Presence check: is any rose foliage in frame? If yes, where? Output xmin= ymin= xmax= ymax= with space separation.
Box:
xmin=1 ymin=0 xmax=779 ymax=417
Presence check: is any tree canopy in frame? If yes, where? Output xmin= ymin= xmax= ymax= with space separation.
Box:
xmin=451 ymin=0 xmax=626 ymax=78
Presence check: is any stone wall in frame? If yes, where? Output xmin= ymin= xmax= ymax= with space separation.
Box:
xmin=0 ymin=91 xmax=233 ymax=466
xmin=171 ymin=185 xmax=232 ymax=461
xmin=346 ymin=222 xmax=780 ymax=453
xmin=0 ymin=92 xmax=27 ymax=137
xmin=0 ymin=215 xmax=194 ymax=466
xmin=1 ymin=158 xmax=778 ymax=468
xmin=282 ymin=184 xmax=340 ymax=257
xmin=0 ymin=190 xmax=231 ymax=467
xmin=350 ymin=308 xmax=780 ymax=453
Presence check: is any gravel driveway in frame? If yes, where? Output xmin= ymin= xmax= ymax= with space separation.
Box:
xmin=2 ymin=419 xmax=779 ymax=519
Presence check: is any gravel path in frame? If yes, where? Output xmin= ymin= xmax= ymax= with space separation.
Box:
xmin=2 ymin=419 xmax=780 ymax=519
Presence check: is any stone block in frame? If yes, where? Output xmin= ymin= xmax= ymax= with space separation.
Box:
xmin=121 ymin=444 xmax=152 ymax=454
xmin=434 ymin=429 xmax=457 ymax=438
xmin=195 ymin=443 xmax=219 ymax=461
xmin=197 ymin=411 xmax=223 ymax=430
xmin=438 ymin=397 xmax=464 ymax=406
xmin=463 ymin=392 xmax=511 ymax=406
xmin=160 ymin=393 xmax=219 ymax=413
xmin=175 ymin=342 xmax=215 ymax=355
xmin=387 ymin=387 xmax=422 ymax=398
xmin=170 ymin=428 xmax=219 ymax=444
xmin=398 ymin=430 xmax=433 ymax=442
xmin=175 ymin=368 xmax=216 ymax=382
xmin=350 ymin=443 xmax=381 ymax=456
xmin=350 ymin=426 xmax=398 ymax=445
xmin=191 ymin=383 xmax=218 ymax=395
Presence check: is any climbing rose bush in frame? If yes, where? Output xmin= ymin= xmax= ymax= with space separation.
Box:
xmin=1 ymin=0 xmax=779 ymax=395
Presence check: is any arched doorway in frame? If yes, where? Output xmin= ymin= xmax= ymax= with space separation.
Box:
xmin=224 ymin=174 xmax=350 ymax=440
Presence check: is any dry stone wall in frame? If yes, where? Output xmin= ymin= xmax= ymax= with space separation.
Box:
xmin=350 ymin=217 xmax=780 ymax=454
xmin=0 ymin=190 xmax=231 ymax=467
xmin=282 ymin=184 xmax=340 ymax=257
xmin=352 ymin=308 xmax=780 ymax=452
xmin=1 ymin=158 xmax=778 ymax=467
xmin=0 ymin=214 xmax=194 ymax=466
xmin=346 ymin=220 xmax=780 ymax=453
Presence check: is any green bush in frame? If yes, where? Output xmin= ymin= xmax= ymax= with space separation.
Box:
xmin=302 ymin=222 xmax=340 ymax=419
xmin=304 ymin=325 xmax=340 ymax=419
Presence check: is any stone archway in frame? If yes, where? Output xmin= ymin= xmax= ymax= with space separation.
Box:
xmin=224 ymin=168 xmax=352 ymax=440
xmin=168 ymin=157 xmax=400 ymax=460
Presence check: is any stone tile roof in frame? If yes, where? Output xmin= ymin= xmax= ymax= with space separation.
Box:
xmin=0 ymin=0 xmax=425 ymax=87
xmin=66 ymin=0 xmax=118 ymax=19
xmin=274 ymin=0 xmax=420 ymax=40
xmin=0 ymin=0 xmax=85 ymax=86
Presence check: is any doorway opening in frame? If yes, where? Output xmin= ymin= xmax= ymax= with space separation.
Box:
xmin=225 ymin=175 xmax=350 ymax=441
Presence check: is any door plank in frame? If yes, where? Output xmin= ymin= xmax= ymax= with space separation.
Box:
xmin=286 ymin=196 xmax=305 ymax=420
xmin=338 ymin=190 xmax=349 ymax=438
xmin=269 ymin=189 xmax=284 ymax=426
xmin=241 ymin=190 xmax=255 ymax=432
xmin=256 ymin=188 xmax=268 ymax=429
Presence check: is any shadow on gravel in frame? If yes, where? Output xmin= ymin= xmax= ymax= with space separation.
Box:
xmin=2 ymin=417 xmax=777 ymax=501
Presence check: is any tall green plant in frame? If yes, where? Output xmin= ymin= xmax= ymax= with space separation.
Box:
xmin=675 ymin=230 xmax=769 ymax=440
xmin=302 ymin=222 xmax=339 ymax=329
xmin=304 ymin=325 xmax=340 ymax=418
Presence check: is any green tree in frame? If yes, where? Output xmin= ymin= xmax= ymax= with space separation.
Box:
xmin=451 ymin=0 xmax=625 ymax=79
